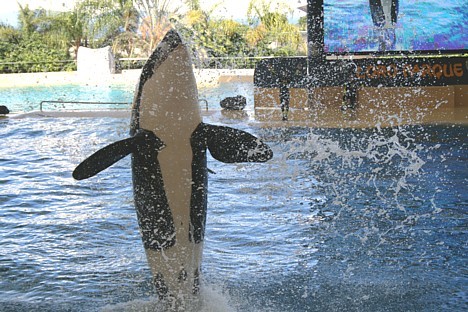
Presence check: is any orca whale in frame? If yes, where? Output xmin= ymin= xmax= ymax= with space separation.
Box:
xmin=369 ymin=0 xmax=399 ymax=50
xmin=369 ymin=0 xmax=398 ymax=28
xmin=72 ymin=30 xmax=272 ymax=302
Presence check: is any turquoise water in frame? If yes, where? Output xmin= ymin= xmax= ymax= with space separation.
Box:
xmin=0 ymin=84 xmax=134 ymax=112
xmin=0 ymin=82 xmax=254 ymax=113
xmin=0 ymin=82 xmax=467 ymax=311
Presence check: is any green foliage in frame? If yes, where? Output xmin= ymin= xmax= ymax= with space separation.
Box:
xmin=244 ymin=0 xmax=305 ymax=57
xmin=17 ymin=4 xmax=38 ymax=38
xmin=298 ymin=16 xmax=307 ymax=31
xmin=0 ymin=33 xmax=75 ymax=73
xmin=0 ymin=23 xmax=21 ymax=44
xmin=0 ymin=5 xmax=77 ymax=73
xmin=77 ymin=0 xmax=138 ymax=49
xmin=1 ymin=0 xmax=307 ymax=73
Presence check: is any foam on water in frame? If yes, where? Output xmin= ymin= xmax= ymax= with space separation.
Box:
xmin=101 ymin=283 xmax=235 ymax=312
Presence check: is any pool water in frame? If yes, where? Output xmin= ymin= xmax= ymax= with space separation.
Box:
xmin=0 ymin=84 xmax=134 ymax=112
xmin=0 ymin=82 xmax=254 ymax=113
xmin=1 ymin=99 xmax=466 ymax=312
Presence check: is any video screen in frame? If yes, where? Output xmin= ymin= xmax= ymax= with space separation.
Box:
xmin=324 ymin=0 xmax=467 ymax=53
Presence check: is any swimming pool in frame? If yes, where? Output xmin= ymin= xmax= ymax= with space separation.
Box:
xmin=0 ymin=82 xmax=254 ymax=113
xmin=0 ymin=82 xmax=467 ymax=311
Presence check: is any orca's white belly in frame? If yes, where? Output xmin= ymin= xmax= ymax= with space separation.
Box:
xmin=136 ymin=32 xmax=203 ymax=298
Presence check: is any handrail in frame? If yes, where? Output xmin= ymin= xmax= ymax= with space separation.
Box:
xmin=118 ymin=56 xmax=275 ymax=69
xmin=199 ymin=99 xmax=208 ymax=110
xmin=0 ymin=60 xmax=76 ymax=65
xmin=39 ymin=99 xmax=210 ymax=111
xmin=1 ymin=56 xmax=280 ymax=73
xmin=39 ymin=100 xmax=130 ymax=111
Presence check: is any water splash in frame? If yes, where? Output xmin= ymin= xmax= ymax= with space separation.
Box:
xmin=101 ymin=283 xmax=234 ymax=312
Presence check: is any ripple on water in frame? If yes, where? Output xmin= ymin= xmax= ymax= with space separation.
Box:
xmin=0 ymin=115 xmax=466 ymax=311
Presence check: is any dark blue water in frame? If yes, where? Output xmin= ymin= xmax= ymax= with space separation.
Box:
xmin=1 ymin=113 xmax=466 ymax=311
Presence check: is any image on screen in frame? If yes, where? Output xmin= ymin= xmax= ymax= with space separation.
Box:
xmin=324 ymin=0 xmax=467 ymax=53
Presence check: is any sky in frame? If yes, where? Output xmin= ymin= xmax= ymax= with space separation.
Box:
xmin=0 ymin=0 xmax=307 ymax=27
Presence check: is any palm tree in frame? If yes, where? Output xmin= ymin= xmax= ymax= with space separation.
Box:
xmin=16 ymin=4 xmax=80 ymax=55
xmin=117 ymin=0 xmax=139 ymax=32
xmin=39 ymin=0 xmax=141 ymax=58
xmin=112 ymin=0 xmax=145 ymax=58
xmin=78 ymin=0 xmax=142 ymax=56
xmin=39 ymin=7 xmax=86 ymax=58
xmin=185 ymin=0 xmax=201 ymax=11
xmin=17 ymin=3 xmax=37 ymax=38
xmin=133 ymin=0 xmax=182 ymax=54
xmin=247 ymin=0 xmax=302 ymax=55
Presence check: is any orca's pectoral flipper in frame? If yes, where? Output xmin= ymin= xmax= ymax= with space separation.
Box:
xmin=73 ymin=130 xmax=164 ymax=180
xmin=203 ymin=123 xmax=273 ymax=163
xmin=73 ymin=137 xmax=136 ymax=180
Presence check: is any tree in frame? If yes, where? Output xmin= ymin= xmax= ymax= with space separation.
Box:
xmin=180 ymin=2 xmax=253 ymax=65
xmin=2 ymin=0 xmax=307 ymax=73
xmin=0 ymin=23 xmax=73 ymax=73
xmin=17 ymin=3 xmax=37 ymax=39
xmin=37 ymin=0 xmax=141 ymax=58
xmin=298 ymin=15 xmax=307 ymax=31
xmin=133 ymin=0 xmax=183 ymax=54
xmin=185 ymin=0 xmax=201 ymax=11
xmin=117 ymin=0 xmax=140 ymax=33
xmin=77 ymin=0 xmax=138 ymax=46
xmin=247 ymin=0 xmax=303 ymax=56
xmin=0 ymin=23 xmax=21 ymax=45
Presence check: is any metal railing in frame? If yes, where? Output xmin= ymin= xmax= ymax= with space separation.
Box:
xmin=195 ymin=56 xmax=265 ymax=69
xmin=0 ymin=56 xmax=271 ymax=73
xmin=118 ymin=56 xmax=268 ymax=70
xmin=39 ymin=100 xmax=131 ymax=111
xmin=199 ymin=98 xmax=208 ymax=110
xmin=0 ymin=60 xmax=76 ymax=73
xmin=39 ymin=99 xmax=210 ymax=111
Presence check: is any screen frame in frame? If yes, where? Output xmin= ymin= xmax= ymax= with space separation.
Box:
xmin=324 ymin=49 xmax=468 ymax=58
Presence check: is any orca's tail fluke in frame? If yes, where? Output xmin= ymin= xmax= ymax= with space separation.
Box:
xmin=73 ymin=130 xmax=164 ymax=180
